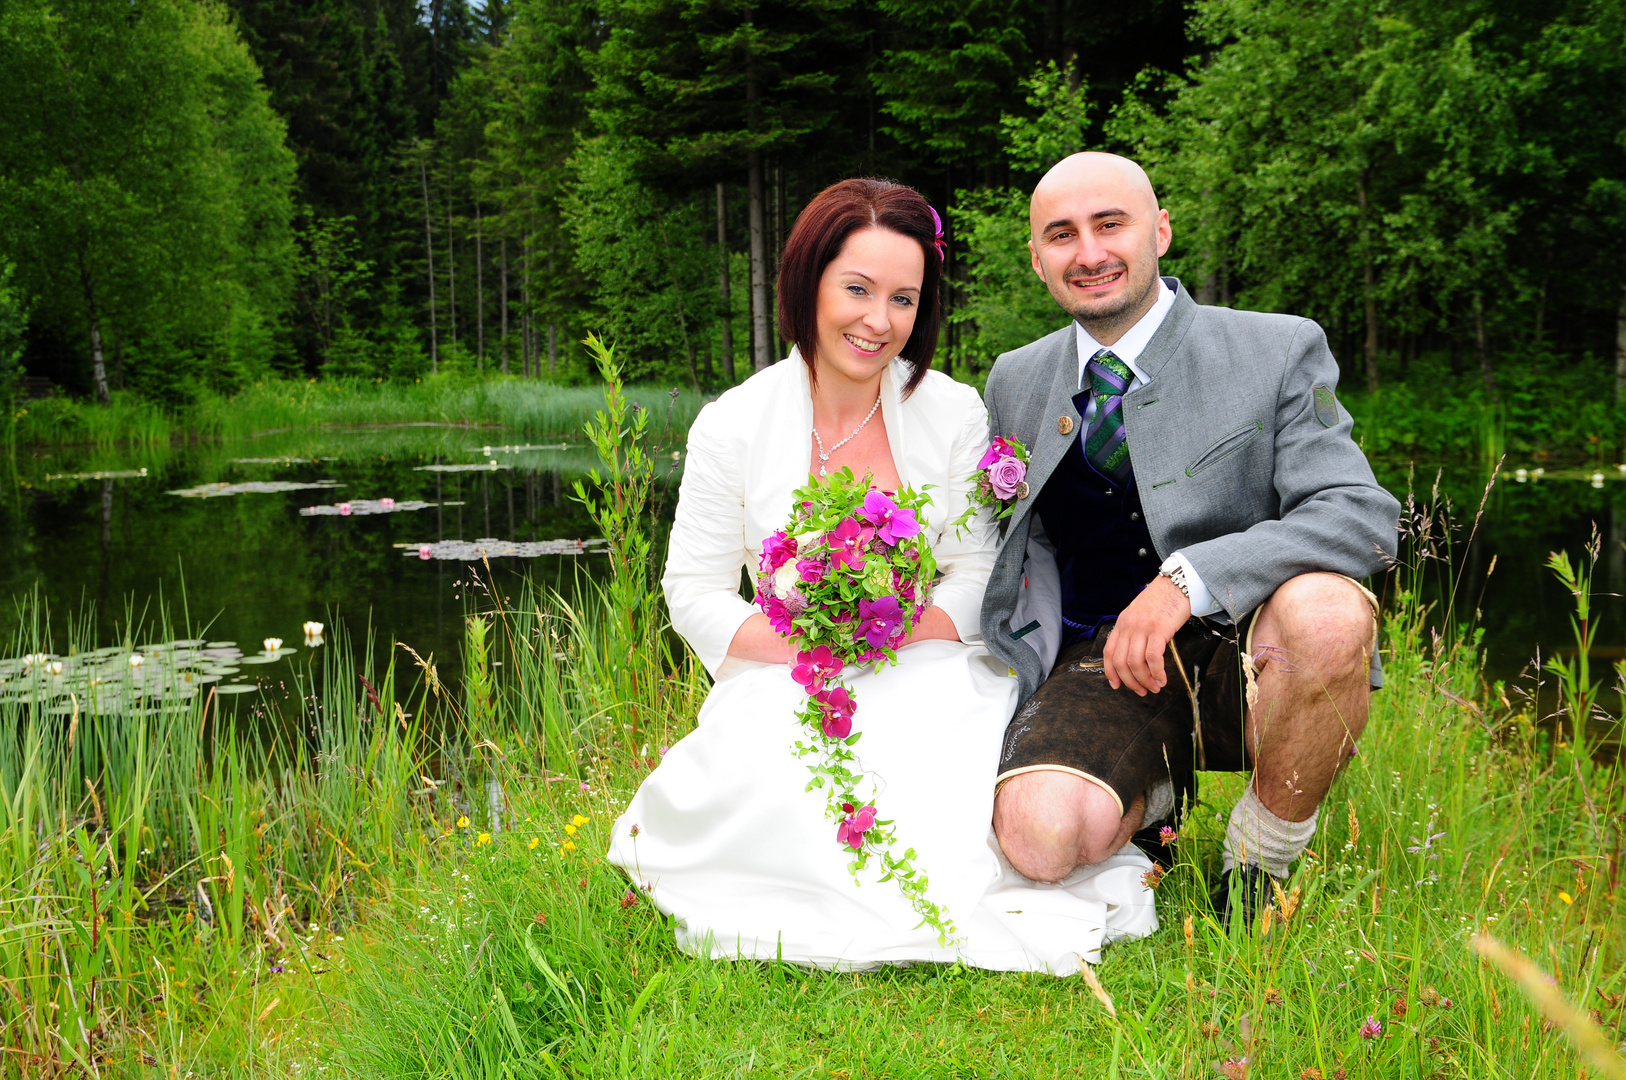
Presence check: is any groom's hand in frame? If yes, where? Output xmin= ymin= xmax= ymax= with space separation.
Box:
xmin=1103 ymin=577 xmax=1191 ymax=696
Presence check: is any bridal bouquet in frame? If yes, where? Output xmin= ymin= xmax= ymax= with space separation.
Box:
xmin=754 ymin=466 xmax=954 ymax=941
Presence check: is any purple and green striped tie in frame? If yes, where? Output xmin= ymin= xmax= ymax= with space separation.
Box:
xmin=1083 ymin=350 xmax=1134 ymax=483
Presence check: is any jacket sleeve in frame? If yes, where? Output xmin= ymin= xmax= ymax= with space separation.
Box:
xmin=926 ymin=394 xmax=999 ymax=642
xmin=1178 ymin=319 xmax=1400 ymax=619
xmin=660 ymin=403 xmax=759 ymax=677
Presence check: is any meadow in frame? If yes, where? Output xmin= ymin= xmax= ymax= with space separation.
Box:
xmin=1 ymin=359 xmax=1623 ymax=1079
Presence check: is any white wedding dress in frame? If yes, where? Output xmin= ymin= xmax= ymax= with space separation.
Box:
xmin=607 ymin=354 xmax=1157 ymax=973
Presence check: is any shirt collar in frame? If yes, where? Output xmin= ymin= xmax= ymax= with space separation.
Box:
xmin=1075 ymin=278 xmax=1176 ymax=387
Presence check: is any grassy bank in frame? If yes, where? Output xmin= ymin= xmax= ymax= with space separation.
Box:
xmin=4 ymin=360 xmax=1624 ymax=1078
xmin=8 ymin=376 xmax=712 ymax=449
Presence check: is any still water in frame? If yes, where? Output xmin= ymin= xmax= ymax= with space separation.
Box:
xmin=4 ymin=424 xmax=1624 ymax=694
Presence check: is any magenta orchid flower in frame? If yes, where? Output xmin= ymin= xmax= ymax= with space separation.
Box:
xmin=856 ymin=596 xmax=903 ymax=649
xmin=761 ymin=596 xmax=793 ymax=635
xmin=836 ymin=804 xmax=878 ymax=851
xmin=826 ymin=517 xmax=874 ymax=572
xmin=976 ymin=436 xmax=1018 ymax=472
xmin=759 ymin=529 xmax=798 ymax=572
xmin=816 ymin=685 xmax=856 ymax=738
xmin=859 ymin=490 xmax=921 ymax=546
xmin=791 ymin=646 xmax=844 ymax=695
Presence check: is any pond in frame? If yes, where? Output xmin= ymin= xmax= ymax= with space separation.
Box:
xmin=3 ymin=424 xmax=1625 ymax=700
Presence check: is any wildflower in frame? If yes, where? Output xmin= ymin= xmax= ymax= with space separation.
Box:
xmin=565 ymin=824 xmax=577 ymax=836
xmin=856 ymin=596 xmax=903 ymax=648
xmin=1359 ymin=1016 xmax=1381 ymax=1039
xmin=579 ymin=782 xmax=590 ymax=792
xmin=1141 ymin=864 xmax=1165 ymax=889
xmin=527 ymin=837 xmax=540 ymax=850
xmin=129 ymin=653 xmax=144 ymax=668
xmin=791 ymin=646 xmax=844 ymax=695
xmin=816 ymin=686 xmax=856 ymax=739
xmin=826 ymin=517 xmax=874 ymax=572
xmin=1558 ymin=891 xmax=1573 ymax=905
xmin=533 ymin=912 xmax=547 ymax=925
xmin=476 ymin=832 xmax=492 ymax=846
xmin=1218 ymin=1058 xmax=1247 ymax=1080
xmin=572 ymin=815 xmax=588 ymax=826
xmin=456 ymin=816 xmax=470 ymax=829
xmin=1419 ymin=986 xmax=1439 ymax=1006
xmin=1183 ymin=914 xmax=1193 ymax=948
xmin=620 ymin=888 xmax=638 ymax=909
xmin=658 ymin=746 xmax=669 ymax=757
xmin=45 ymin=661 xmax=63 ymax=676
xmin=1159 ymin=825 xmax=1178 ymax=845
xmin=835 ymin=805 xmax=878 ymax=851
xmin=1391 ymin=995 xmax=1407 ymax=1018
xmin=859 ymin=490 xmax=921 ymax=545
xmin=561 ymin=841 xmax=576 ymax=851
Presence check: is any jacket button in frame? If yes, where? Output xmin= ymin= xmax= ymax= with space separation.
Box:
xmin=1137 ymin=547 xmax=1149 ymax=558
xmin=1130 ymin=511 xmax=1141 ymax=522
xmin=1058 ymin=416 xmax=1074 ymax=435
xmin=1016 ymin=481 xmax=1030 ymax=499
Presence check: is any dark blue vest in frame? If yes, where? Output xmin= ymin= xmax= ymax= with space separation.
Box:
xmin=1034 ymin=388 xmax=1160 ymax=644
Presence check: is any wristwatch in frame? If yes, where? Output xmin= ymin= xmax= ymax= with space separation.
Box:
xmin=1157 ymin=555 xmax=1192 ymax=600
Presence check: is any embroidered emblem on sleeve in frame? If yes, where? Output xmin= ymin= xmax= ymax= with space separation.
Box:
xmin=1312 ymin=385 xmax=1340 ymax=428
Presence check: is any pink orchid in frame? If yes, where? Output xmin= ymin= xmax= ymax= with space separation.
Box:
xmin=859 ymin=490 xmax=921 ymax=546
xmin=796 ymin=557 xmax=827 ymax=584
xmin=816 ymin=685 xmax=856 ymax=738
xmin=761 ymin=595 xmax=794 ymax=635
xmin=759 ymin=530 xmax=798 ymax=573
xmin=791 ymin=646 xmax=844 ymax=695
xmin=1159 ymin=825 xmax=1178 ymax=845
xmin=856 ymin=596 xmax=904 ymax=649
xmin=836 ymin=804 xmax=878 ymax=851
xmin=826 ymin=518 xmax=874 ymax=572
xmin=976 ymin=436 xmax=1018 ymax=471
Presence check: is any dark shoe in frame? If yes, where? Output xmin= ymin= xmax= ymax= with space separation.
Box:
xmin=1210 ymin=864 xmax=1276 ymax=924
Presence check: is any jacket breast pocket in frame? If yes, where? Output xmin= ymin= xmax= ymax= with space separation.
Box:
xmin=1185 ymin=420 xmax=1263 ymax=479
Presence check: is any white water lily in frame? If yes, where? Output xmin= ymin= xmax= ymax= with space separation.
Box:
xmin=22 ymin=653 xmax=49 ymax=669
xmin=46 ymin=661 xmax=63 ymax=676
xmin=129 ymin=654 xmax=144 ymax=668
xmin=263 ymin=637 xmax=283 ymax=653
xmin=303 ymin=622 xmax=325 ymax=646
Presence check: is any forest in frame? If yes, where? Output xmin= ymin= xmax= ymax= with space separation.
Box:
xmin=1 ymin=0 xmax=1624 ymax=415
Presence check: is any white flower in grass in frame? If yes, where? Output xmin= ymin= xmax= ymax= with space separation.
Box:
xmin=263 ymin=637 xmax=283 ymax=653
xmin=22 ymin=653 xmax=49 ymax=669
xmin=303 ymin=622 xmax=325 ymax=647
xmin=46 ymin=661 xmax=63 ymax=676
xmin=129 ymin=654 xmax=144 ymax=668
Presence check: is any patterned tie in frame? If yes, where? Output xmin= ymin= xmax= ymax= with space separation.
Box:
xmin=1083 ymin=350 xmax=1135 ymax=483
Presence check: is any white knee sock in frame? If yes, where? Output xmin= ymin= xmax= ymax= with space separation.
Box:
xmin=1222 ymin=783 xmax=1316 ymax=879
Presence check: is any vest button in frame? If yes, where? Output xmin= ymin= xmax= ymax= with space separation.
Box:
xmin=1137 ymin=547 xmax=1149 ymax=558
xmin=1130 ymin=511 xmax=1141 ymax=522
xmin=1058 ymin=415 xmax=1074 ymax=435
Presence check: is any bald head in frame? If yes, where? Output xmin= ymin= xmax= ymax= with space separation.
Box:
xmin=1027 ymin=152 xmax=1172 ymax=344
xmin=1030 ymin=152 xmax=1160 ymax=237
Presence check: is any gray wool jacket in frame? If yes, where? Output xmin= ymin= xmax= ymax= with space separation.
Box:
xmin=976 ymin=279 xmax=1401 ymax=704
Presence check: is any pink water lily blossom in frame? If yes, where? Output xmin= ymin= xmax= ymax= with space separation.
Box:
xmin=857 ymin=596 xmax=904 ymax=649
xmin=859 ymin=490 xmax=921 ymax=546
xmin=826 ymin=518 xmax=874 ymax=572
xmin=836 ymin=804 xmax=878 ymax=851
xmin=816 ymin=685 xmax=856 ymax=738
xmin=791 ymin=646 xmax=844 ymax=695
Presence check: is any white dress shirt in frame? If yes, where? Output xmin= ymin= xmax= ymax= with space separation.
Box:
xmin=1072 ymin=280 xmax=1221 ymax=618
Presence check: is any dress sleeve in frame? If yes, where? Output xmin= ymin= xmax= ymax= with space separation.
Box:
xmin=660 ymin=404 xmax=759 ymax=677
xmin=926 ymin=395 xmax=999 ymax=643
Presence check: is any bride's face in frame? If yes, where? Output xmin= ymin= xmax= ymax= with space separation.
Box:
xmin=812 ymin=227 xmax=924 ymax=387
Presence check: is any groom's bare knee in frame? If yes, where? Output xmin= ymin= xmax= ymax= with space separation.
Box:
xmin=993 ymin=771 xmax=1123 ymax=882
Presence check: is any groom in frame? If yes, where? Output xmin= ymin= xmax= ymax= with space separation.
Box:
xmin=978 ymin=152 xmax=1400 ymax=916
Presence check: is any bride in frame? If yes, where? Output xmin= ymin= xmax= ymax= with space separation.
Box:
xmin=607 ymin=178 xmax=1156 ymax=972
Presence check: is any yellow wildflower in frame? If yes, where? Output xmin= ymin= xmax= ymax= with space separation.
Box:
xmin=477 ymin=832 xmax=492 ymax=846
xmin=565 ymin=824 xmax=577 ymax=836
xmin=1558 ymin=891 xmax=1573 ymax=905
xmin=571 ymin=815 xmax=588 ymax=827
xmin=456 ymin=815 xmax=470 ymax=828
xmin=527 ymin=837 xmax=540 ymax=850
xmin=561 ymin=841 xmax=577 ymax=851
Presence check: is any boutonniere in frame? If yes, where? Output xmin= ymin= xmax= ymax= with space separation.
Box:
xmin=951 ymin=435 xmax=1030 ymax=536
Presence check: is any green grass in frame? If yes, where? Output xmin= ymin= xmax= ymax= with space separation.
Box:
xmin=8 ymin=376 xmax=712 ymax=449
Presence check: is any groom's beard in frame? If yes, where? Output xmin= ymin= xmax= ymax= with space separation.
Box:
xmin=1047 ymin=255 xmax=1161 ymax=333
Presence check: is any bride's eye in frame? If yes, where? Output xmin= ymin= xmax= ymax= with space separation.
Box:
xmin=891 ymin=294 xmax=914 ymax=307
xmin=845 ymin=284 xmax=868 ymax=297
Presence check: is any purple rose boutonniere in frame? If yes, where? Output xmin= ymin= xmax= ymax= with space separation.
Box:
xmin=951 ymin=435 xmax=1031 ymax=536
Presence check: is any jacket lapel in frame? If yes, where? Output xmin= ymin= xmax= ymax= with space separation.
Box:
xmin=1009 ymin=328 xmax=1083 ymax=533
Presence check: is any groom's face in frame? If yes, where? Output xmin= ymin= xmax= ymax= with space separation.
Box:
xmin=1028 ymin=161 xmax=1172 ymax=333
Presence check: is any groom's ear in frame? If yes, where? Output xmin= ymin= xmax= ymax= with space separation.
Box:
xmin=1029 ymin=239 xmax=1044 ymax=279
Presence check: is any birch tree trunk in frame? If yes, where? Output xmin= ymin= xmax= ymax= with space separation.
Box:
xmin=716 ymin=182 xmax=735 ymax=382
xmin=419 ymin=153 xmax=438 ymax=373
xmin=748 ymin=150 xmax=770 ymax=371
xmin=78 ymin=246 xmax=110 ymax=404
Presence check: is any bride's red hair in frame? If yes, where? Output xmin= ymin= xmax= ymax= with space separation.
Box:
xmin=776 ymin=178 xmax=942 ymax=397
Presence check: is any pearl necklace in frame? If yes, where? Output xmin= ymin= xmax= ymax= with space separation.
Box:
xmin=812 ymin=393 xmax=882 ymax=477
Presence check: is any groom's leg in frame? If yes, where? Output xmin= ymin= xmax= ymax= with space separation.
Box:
xmin=994 ymin=774 xmax=1144 ymax=882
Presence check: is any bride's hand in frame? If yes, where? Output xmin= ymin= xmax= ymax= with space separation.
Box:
xmin=899 ymin=606 xmax=959 ymax=647
xmin=725 ymin=613 xmax=800 ymax=665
